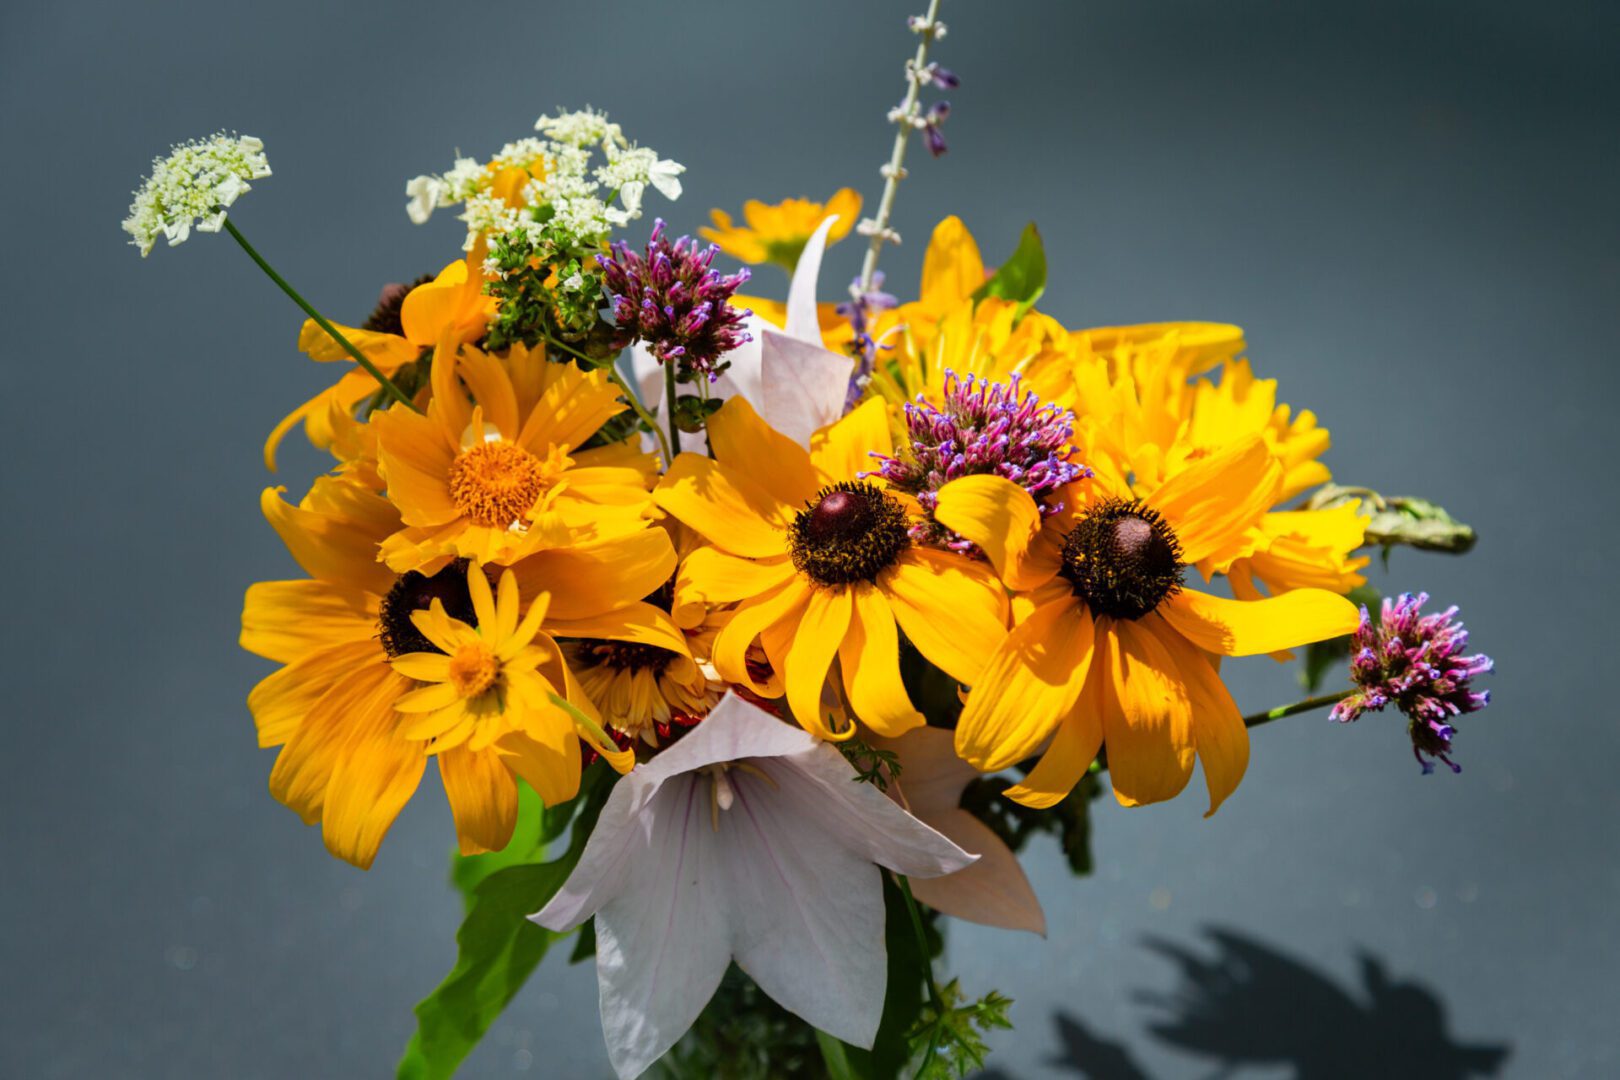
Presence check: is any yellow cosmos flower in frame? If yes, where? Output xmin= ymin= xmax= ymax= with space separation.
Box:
xmin=935 ymin=436 xmax=1360 ymax=814
xmin=264 ymin=238 xmax=495 ymax=470
xmin=372 ymin=339 xmax=655 ymax=572
xmin=653 ymin=396 xmax=1008 ymax=740
xmin=241 ymin=477 xmax=672 ymax=867
xmin=701 ymin=188 xmax=862 ymax=269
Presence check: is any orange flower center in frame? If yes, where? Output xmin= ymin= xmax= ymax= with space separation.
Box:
xmin=447 ymin=441 xmax=550 ymax=528
xmin=447 ymin=641 xmax=500 ymax=698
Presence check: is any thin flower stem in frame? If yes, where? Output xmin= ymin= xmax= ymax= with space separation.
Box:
xmin=222 ymin=219 xmax=419 ymax=412
xmin=895 ymin=873 xmax=942 ymax=1005
xmin=1242 ymin=689 xmax=1354 ymax=730
xmin=857 ymin=0 xmax=944 ymax=293
xmin=663 ymin=361 xmax=683 ymax=456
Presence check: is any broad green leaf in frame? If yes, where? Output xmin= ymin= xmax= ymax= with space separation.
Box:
xmin=397 ymin=766 xmax=611 ymax=1080
xmin=1304 ymin=485 xmax=1477 ymax=556
xmin=970 ymin=223 xmax=1046 ymax=320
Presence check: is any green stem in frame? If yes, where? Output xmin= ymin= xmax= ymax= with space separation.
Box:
xmin=663 ymin=360 xmax=683 ymax=456
xmin=223 ymin=219 xmax=418 ymax=412
xmin=895 ymin=873 xmax=944 ymax=1079
xmin=1242 ymin=689 xmax=1353 ymax=730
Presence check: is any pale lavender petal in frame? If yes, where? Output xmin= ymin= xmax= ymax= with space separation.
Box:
xmin=759 ymin=330 xmax=855 ymax=448
xmin=906 ymin=812 xmax=1047 ymax=936
xmin=723 ymin=760 xmax=889 ymax=1048
xmin=776 ymin=742 xmax=977 ymax=879
xmin=785 ymin=215 xmax=839 ymax=345
xmin=591 ymin=776 xmax=733 ymax=1079
xmin=638 ymin=692 xmax=816 ymax=780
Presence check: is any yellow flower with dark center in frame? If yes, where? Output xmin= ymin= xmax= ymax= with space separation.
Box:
xmin=700 ymin=189 xmax=862 ymax=270
xmin=264 ymin=238 xmax=495 ymax=470
xmin=241 ymin=477 xmax=671 ymax=867
xmin=936 ymin=437 xmax=1360 ymax=814
xmin=653 ymin=396 xmax=1008 ymax=740
xmin=372 ymin=338 xmax=655 ymax=572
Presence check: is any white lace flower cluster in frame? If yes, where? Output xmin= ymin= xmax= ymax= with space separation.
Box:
xmin=121 ymin=133 xmax=271 ymax=257
xmin=404 ymin=108 xmax=683 ymax=257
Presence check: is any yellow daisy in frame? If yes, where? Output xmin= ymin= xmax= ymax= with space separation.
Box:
xmin=264 ymin=239 xmax=495 ymax=470
xmin=372 ymin=338 xmax=656 ymax=572
xmin=936 ymin=436 xmax=1360 ymax=814
xmin=652 ymin=395 xmax=1008 ymax=740
xmin=700 ymin=188 xmax=862 ymax=269
xmin=241 ymin=478 xmax=668 ymax=867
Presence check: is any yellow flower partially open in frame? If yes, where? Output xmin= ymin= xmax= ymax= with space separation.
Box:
xmin=701 ymin=188 xmax=862 ymax=270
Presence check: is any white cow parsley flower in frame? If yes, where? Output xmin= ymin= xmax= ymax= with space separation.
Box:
xmin=534 ymin=107 xmax=624 ymax=149
xmin=597 ymin=144 xmax=685 ymax=215
xmin=122 ymin=132 xmax=271 ymax=257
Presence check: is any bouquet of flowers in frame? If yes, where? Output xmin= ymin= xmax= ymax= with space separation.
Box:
xmin=123 ymin=5 xmax=1493 ymax=1077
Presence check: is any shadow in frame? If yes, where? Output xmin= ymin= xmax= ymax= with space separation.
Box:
xmin=1133 ymin=927 xmax=1510 ymax=1079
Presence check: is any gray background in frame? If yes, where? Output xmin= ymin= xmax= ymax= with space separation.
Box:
xmin=3 ymin=0 xmax=1615 ymax=1076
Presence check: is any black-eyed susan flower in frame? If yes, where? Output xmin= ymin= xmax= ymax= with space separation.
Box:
xmin=241 ymin=477 xmax=670 ymax=867
xmin=937 ymin=436 xmax=1361 ymax=813
xmin=700 ymin=188 xmax=863 ymax=271
xmin=372 ymin=339 xmax=656 ymax=571
xmin=653 ymin=396 xmax=1008 ymax=740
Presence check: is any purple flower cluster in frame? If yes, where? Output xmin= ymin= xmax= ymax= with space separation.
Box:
xmin=1330 ymin=592 xmax=1494 ymax=774
xmin=597 ymin=219 xmax=753 ymax=380
xmin=837 ymin=273 xmax=899 ymax=408
xmin=868 ymin=370 xmax=1088 ymax=552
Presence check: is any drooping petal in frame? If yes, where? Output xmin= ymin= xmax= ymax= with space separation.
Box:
xmin=653 ymin=453 xmax=793 ymax=558
xmin=438 ymin=744 xmax=519 ymax=855
xmin=240 ymin=580 xmax=375 ymax=665
xmin=1151 ymin=617 xmax=1250 ymax=816
xmin=318 ymin=667 xmax=426 ymax=869
xmin=676 ymin=547 xmax=796 ymax=611
xmin=1160 ymin=587 xmax=1360 ymax=657
xmin=933 ymin=474 xmax=1055 ymax=590
xmin=783 ymin=586 xmax=854 ymax=739
xmin=511 ymin=529 xmax=678 ymax=621
xmin=884 ymin=549 xmax=1009 ymax=686
xmin=906 ymin=812 xmax=1047 ymax=935
xmin=712 ymin=578 xmax=811 ymax=694
xmin=247 ymin=639 xmax=378 ymax=749
xmin=838 ymin=584 xmax=924 ymax=737
xmin=955 ymin=597 xmax=1094 ymax=771
xmin=1097 ymin=619 xmax=1195 ymax=809
xmin=1003 ymin=679 xmax=1105 ymax=811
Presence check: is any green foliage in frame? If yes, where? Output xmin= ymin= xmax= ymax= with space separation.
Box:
xmin=960 ymin=765 xmax=1104 ymax=877
xmin=970 ymin=223 xmax=1046 ymax=320
xmin=907 ymin=981 xmax=1014 ymax=1080
xmin=482 ymin=225 xmax=620 ymax=356
xmin=1300 ymin=583 xmax=1381 ymax=691
xmin=671 ymin=393 xmax=723 ymax=433
xmin=1305 ymin=484 xmax=1478 ymax=558
xmin=839 ymin=738 xmax=903 ymax=791
xmin=395 ymin=767 xmax=612 ymax=1080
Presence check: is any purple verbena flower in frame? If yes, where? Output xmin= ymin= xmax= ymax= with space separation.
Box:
xmin=867 ymin=370 xmax=1088 ymax=553
xmin=1330 ymin=592 xmax=1494 ymax=774
xmin=597 ymin=219 xmax=753 ymax=381
xmin=837 ymin=273 xmax=900 ymax=407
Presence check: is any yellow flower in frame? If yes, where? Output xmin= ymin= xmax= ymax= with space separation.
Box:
xmin=241 ymin=477 xmax=670 ymax=866
xmin=653 ymin=396 xmax=1008 ymax=740
xmin=372 ymin=338 xmax=655 ymax=572
xmin=263 ymin=238 xmax=496 ymax=470
xmin=701 ymin=189 xmax=862 ymax=270
xmin=936 ymin=437 xmax=1360 ymax=814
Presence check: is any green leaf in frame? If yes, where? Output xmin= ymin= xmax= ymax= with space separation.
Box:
xmin=815 ymin=1030 xmax=862 ymax=1080
xmin=448 ymin=780 xmax=546 ymax=904
xmin=1304 ymin=485 xmax=1477 ymax=556
xmin=970 ymin=223 xmax=1046 ymax=320
xmin=396 ymin=767 xmax=611 ymax=1080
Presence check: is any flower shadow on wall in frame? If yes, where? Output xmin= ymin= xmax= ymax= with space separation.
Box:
xmin=974 ymin=927 xmax=1510 ymax=1080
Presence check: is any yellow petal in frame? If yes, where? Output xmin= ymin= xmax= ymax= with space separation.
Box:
xmin=297 ymin=318 xmax=418 ymax=368
xmin=1152 ymin=618 xmax=1249 ymax=815
xmin=920 ymin=215 xmax=986 ymax=308
xmin=838 ymin=583 xmax=924 ymax=737
xmin=259 ymin=483 xmax=397 ymax=595
xmin=387 ymin=652 xmax=452 ymax=683
xmin=1098 ymin=619 xmax=1195 ymax=809
xmin=956 ymin=598 xmax=1094 ymax=771
xmin=783 ymin=586 xmax=854 ymax=739
xmin=316 ymin=670 xmax=426 ymax=870
xmin=1160 ymin=587 xmax=1360 ymax=657
xmin=455 ymin=346 xmax=521 ymax=441
xmin=653 ymin=453 xmax=792 ymax=558
xmin=510 ymin=528 xmax=677 ymax=621
xmin=247 ymin=639 xmax=378 ymax=749
xmin=808 ymin=398 xmax=892 ymax=484
xmin=712 ymin=578 xmax=811 ymax=693
xmin=932 ymin=475 xmax=1055 ymax=590
xmin=1004 ymin=683 xmax=1105 ymax=810
xmin=1143 ymin=437 xmax=1279 ymax=564
xmin=708 ymin=395 xmax=820 ymax=507
xmin=373 ymin=405 xmax=461 ymax=528
xmin=438 ymin=745 xmax=519 ymax=855
xmin=884 ymin=549 xmax=1009 ymax=686
xmin=241 ymin=580 xmax=374 ymax=665
xmin=497 ymin=714 xmax=582 ymax=807
xmin=676 ymin=547 xmax=796 ymax=609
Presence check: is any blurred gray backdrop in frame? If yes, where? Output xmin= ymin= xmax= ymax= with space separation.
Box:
xmin=3 ymin=0 xmax=1616 ymax=1076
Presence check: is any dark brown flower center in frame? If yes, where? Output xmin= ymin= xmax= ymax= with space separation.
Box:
xmin=378 ymin=559 xmax=479 ymax=657
xmin=789 ymin=482 xmax=911 ymax=586
xmin=1059 ymin=498 xmax=1185 ymax=619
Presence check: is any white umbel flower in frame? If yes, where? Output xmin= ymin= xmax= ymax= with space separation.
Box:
xmin=597 ymin=144 xmax=684 ymax=216
xmin=122 ymin=133 xmax=271 ymax=257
